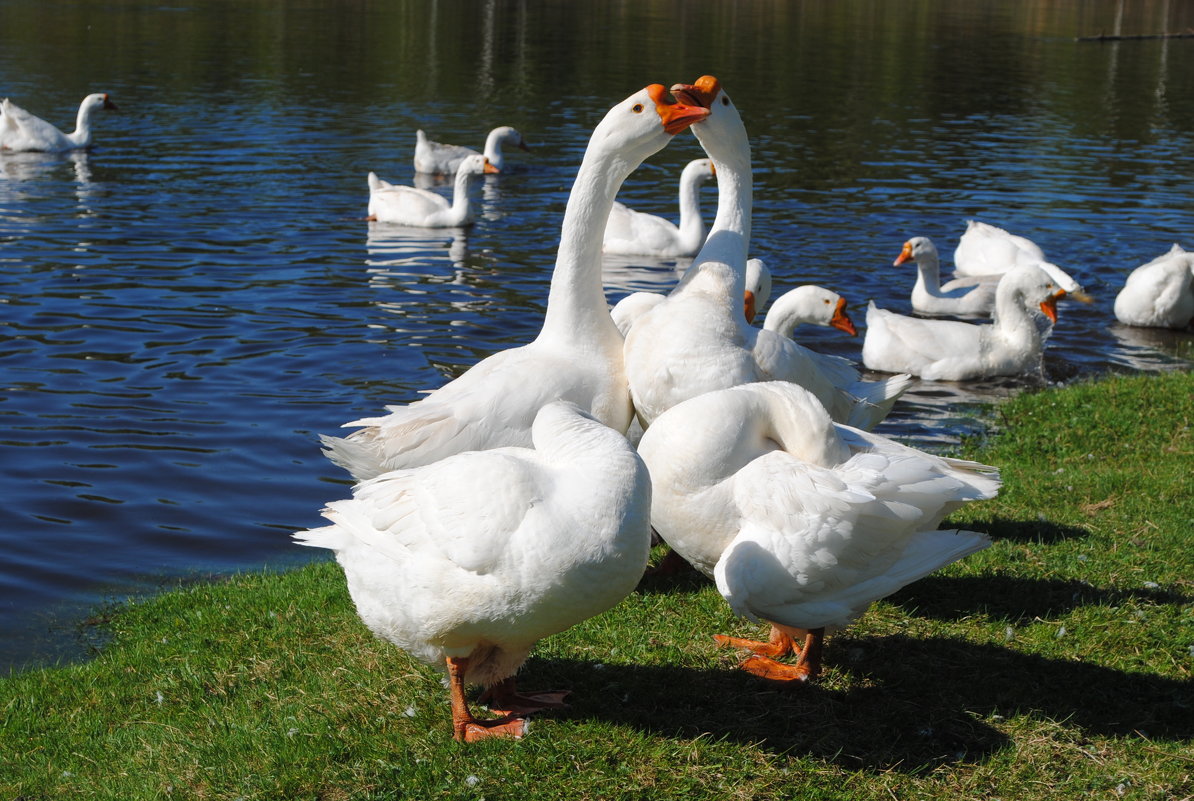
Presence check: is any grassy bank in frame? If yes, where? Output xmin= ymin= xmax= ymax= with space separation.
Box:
xmin=2 ymin=371 xmax=1191 ymax=800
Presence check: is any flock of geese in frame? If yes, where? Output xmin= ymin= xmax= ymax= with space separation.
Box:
xmin=4 ymin=80 xmax=1190 ymax=744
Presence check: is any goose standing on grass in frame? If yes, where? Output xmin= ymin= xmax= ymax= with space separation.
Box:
xmin=0 ymin=93 xmax=117 ymax=152
xmin=952 ymin=219 xmax=1047 ymax=278
xmin=603 ymin=158 xmax=716 ymax=257
xmin=862 ymin=262 xmax=1069 ymax=381
xmin=296 ymin=401 xmax=652 ymax=742
xmin=637 ymin=381 xmax=999 ymax=683
xmin=622 ymin=76 xmax=911 ymax=431
xmin=366 ymin=154 xmax=497 ymax=227
xmin=322 ymin=85 xmax=710 ymax=481
xmin=896 ymin=236 xmax=997 ymax=316
xmin=1113 ymin=244 xmax=1194 ymax=329
xmin=414 ymin=126 xmax=529 ymax=175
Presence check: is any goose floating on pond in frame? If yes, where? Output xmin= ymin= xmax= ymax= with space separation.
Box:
xmin=366 ymin=154 xmax=496 ymax=228
xmin=0 ymin=93 xmax=117 ymax=152
xmin=414 ymin=126 xmax=529 ymax=175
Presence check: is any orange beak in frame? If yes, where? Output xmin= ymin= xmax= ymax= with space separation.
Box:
xmin=830 ymin=297 xmax=857 ymax=336
xmin=1040 ymin=290 xmax=1065 ymax=323
xmin=670 ymin=75 xmax=721 ymax=110
xmin=483 ymin=159 xmax=500 ymax=175
xmin=744 ymin=290 xmax=757 ymax=324
xmin=893 ymin=241 xmax=913 ymax=267
xmin=647 ymin=84 xmax=710 ymax=135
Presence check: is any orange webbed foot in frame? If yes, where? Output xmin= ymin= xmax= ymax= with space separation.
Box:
xmin=458 ymin=714 xmax=528 ymax=743
xmin=739 ymin=654 xmax=818 ymax=684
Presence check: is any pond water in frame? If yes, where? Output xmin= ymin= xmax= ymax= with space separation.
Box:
xmin=2 ymin=0 xmax=1192 ymax=672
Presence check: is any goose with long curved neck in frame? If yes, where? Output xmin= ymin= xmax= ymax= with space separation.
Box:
xmin=862 ymin=262 xmax=1070 ymax=380
xmin=896 ymin=236 xmax=997 ymax=316
xmin=366 ymin=154 xmax=497 ymax=227
xmin=622 ymin=76 xmax=912 ymax=431
xmin=637 ymin=381 xmax=999 ymax=684
xmin=603 ymin=158 xmax=716 ymax=257
xmin=0 ymin=93 xmax=118 ymax=152
xmin=763 ymin=285 xmax=857 ymax=338
xmin=322 ymin=85 xmax=709 ymax=481
xmin=414 ymin=125 xmax=530 ymax=175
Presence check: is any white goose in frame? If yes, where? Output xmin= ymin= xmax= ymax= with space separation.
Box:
xmin=366 ymin=154 xmax=496 ymax=228
xmin=414 ymin=126 xmax=529 ymax=175
xmin=952 ymin=219 xmax=1047 ymax=278
xmin=609 ymin=256 xmax=772 ymax=338
xmin=603 ymin=158 xmax=715 ymax=257
xmin=896 ymin=236 xmax=997 ymax=316
xmin=622 ymin=76 xmax=911 ymax=431
xmin=0 ymin=93 xmax=117 ymax=152
xmin=636 ymin=381 xmax=999 ymax=682
xmin=1113 ymin=244 xmax=1194 ymax=329
xmin=296 ymin=401 xmax=652 ymax=742
xmin=323 ymin=85 xmax=709 ymax=480
xmin=862 ymin=263 xmax=1069 ymax=380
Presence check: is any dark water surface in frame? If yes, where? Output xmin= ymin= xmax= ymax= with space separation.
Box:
xmin=2 ymin=0 xmax=1192 ymax=672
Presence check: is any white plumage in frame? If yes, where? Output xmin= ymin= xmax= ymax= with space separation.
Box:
xmin=622 ymin=77 xmax=911 ymax=431
xmin=297 ymin=402 xmax=652 ymax=741
xmin=637 ymin=381 xmax=999 ymax=682
xmin=0 ymin=93 xmax=117 ymax=152
xmin=323 ymin=85 xmax=709 ymax=481
xmin=603 ymin=158 xmax=715 ymax=257
xmin=1113 ymin=244 xmax=1194 ymax=329
xmin=862 ymin=263 xmax=1070 ymax=380
xmin=366 ymin=154 xmax=497 ymax=228
xmin=414 ymin=126 xmax=529 ymax=175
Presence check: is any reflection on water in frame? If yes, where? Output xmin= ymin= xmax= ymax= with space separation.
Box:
xmin=0 ymin=0 xmax=1192 ymax=672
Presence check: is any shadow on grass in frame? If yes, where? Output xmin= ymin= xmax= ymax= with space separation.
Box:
xmin=518 ymin=634 xmax=1192 ymax=773
xmin=888 ymin=573 xmax=1190 ymax=623
xmin=979 ymin=515 xmax=1090 ymax=545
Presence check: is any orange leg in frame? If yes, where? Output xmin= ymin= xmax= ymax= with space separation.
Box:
xmin=716 ymin=626 xmax=825 ymax=684
xmin=446 ymin=657 xmax=527 ymax=743
xmin=478 ymin=677 xmax=571 ymax=717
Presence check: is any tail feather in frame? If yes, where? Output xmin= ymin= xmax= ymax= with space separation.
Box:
xmin=845 ymin=373 xmax=914 ymax=430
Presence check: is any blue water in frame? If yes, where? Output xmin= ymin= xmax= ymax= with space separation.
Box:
xmin=2 ymin=0 xmax=1192 ymax=672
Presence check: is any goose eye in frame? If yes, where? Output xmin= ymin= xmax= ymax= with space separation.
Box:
xmin=1046 ymin=283 xmax=1054 ymax=289
xmin=632 ymin=103 xmax=644 ymax=113
xmin=721 ymin=96 xmax=730 ymax=106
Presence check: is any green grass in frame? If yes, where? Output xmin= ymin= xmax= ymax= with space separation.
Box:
xmin=3 ymin=371 xmax=1192 ymax=800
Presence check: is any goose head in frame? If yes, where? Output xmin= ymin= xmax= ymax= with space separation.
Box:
xmin=588 ymin=84 xmax=709 ymax=164
xmin=1035 ymin=260 xmax=1094 ymax=304
xmin=1002 ymin=264 xmax=1069 ymax=323
xmin=670 ymin=75 xmax=749 ymax=167
xmin=492 ymin=125 xmax=530 ymax=152
xmin=764 ymin=285 xmax=857 ymax=337
xmin=87 ymin=93 xmax=118 ymax=112
xmin=743 ymin=257 xmax=773 ymax=322
xmin=458 ymin=154 xmax=499 ymax=176
xmin=893 ymin=236 xmax=938 ymax=267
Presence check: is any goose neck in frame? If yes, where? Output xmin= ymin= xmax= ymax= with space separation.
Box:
xmin=538 ymin=149 xmax=631 ymax=341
